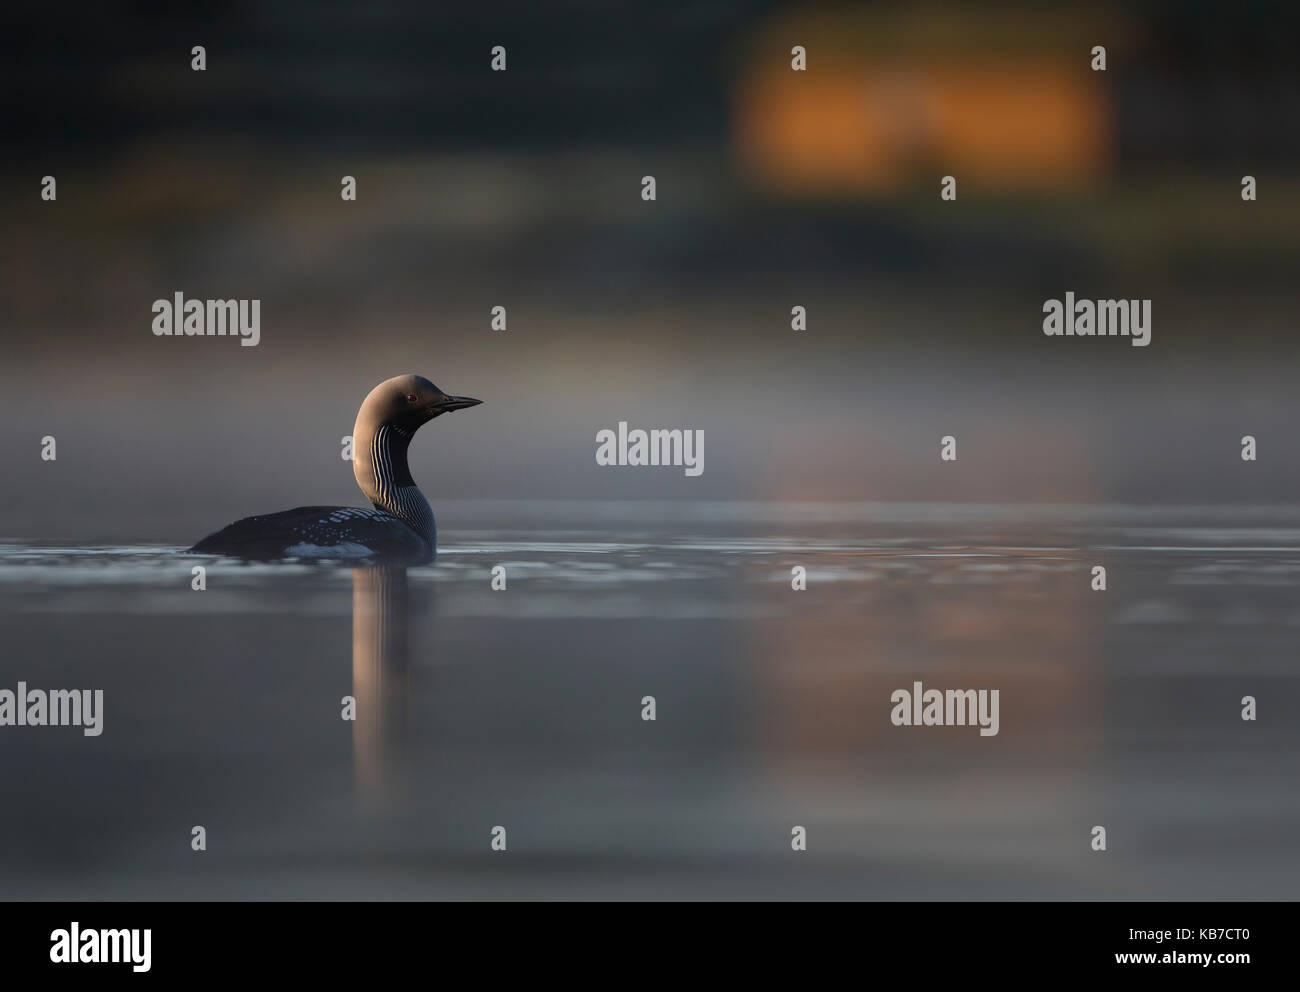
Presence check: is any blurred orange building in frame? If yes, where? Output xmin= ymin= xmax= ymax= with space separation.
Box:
xmin=734 ymin=5 xmax=1124 ymax=195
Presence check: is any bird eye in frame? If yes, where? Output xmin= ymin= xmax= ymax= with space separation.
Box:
xmin=406 ymin=393 xmax=417 ymax=402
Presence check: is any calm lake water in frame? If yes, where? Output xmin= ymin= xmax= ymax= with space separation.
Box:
xmin=1 ymin=502 xmax=1297 ymax=899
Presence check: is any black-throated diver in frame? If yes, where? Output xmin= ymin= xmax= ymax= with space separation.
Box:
xmin=189 ymin=374 xmax=481 ymax=562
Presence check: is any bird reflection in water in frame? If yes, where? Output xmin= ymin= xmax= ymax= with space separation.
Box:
xmin=350 ymin=565 xmax=413 ymax=803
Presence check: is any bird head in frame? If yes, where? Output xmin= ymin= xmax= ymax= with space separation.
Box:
xmin=362 ymin=373 xmax=482 ymax=432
